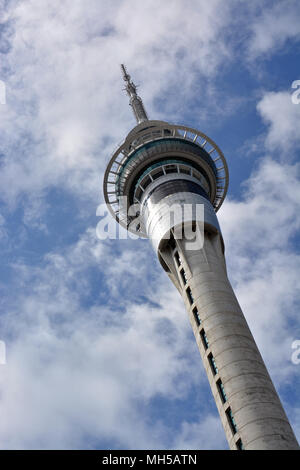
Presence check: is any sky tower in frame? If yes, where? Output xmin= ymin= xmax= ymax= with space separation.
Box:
xmin=103 ymin=66 xmax=299 ymax=450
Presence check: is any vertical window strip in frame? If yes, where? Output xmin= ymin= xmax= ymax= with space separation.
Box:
xmin=174 ymin=251 xmax=181 ymax=267
xmin=236 ymin=438 xmax=244 ymax=450
xmin=226 ymin=407 xmax=238 ymax=435
xmin=169 ymin=236 xmax=176 ymax=251
xmin=200 ymin=329 xmax=209 ymax=350
xmin=192 ymin=306 xmax=201 ymax=326
xmin=186 ymin=287 xmax=194 ymax=305
xmin=208 ymin=353 xmax=218 ymax=375
xmin=180 ymin=268 xmax=187 ymax=285
xmin=216 ymin=379 xmax=227 ymax=403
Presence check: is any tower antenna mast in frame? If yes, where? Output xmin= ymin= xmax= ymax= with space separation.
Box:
xmin=121 ymin=64 xmax=148 ymax=124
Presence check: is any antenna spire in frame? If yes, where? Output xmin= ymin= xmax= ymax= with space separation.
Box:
xmin=121 ymin=64 xmax=148 ymax=124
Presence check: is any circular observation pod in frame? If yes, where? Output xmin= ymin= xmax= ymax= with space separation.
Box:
xmin=103 ymin=120 xmax=229 ymax=237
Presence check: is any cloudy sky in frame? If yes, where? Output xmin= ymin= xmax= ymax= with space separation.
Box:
xmin=0 ymin=0 xmax=300 ymax=450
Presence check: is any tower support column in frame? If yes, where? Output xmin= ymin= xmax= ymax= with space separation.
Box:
xmin=159 ymin=228 xmax=299 ymax=450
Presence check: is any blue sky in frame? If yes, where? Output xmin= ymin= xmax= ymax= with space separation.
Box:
xmin=0 ymin=0 xmax=300 ymax=449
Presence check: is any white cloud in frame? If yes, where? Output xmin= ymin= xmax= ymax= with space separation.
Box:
xmin=257 ymin=90 xmax=300 ymax=154
xmin=173 ymin=415 xmax=227 ymax=450
xmin=248 ymin=0 xmax=300 ymax=58
xmin=0 ymin=229 xmax=214 ymax=449
xmin=0 ymin=0 xmax=234 ymax=207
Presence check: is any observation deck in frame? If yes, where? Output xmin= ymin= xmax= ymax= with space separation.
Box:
xmin=103 ymin=119 xmax=229 ymax=237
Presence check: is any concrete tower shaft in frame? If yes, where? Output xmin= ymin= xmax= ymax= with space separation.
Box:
xmin=158 ymin=227 xmax=299 ymax=450
xmin=102 ymin=67 xmax=299 ymax=450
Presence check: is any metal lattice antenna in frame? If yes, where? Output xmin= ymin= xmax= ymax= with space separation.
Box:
xmin=121 ymin=64 xmax=148 ymax=124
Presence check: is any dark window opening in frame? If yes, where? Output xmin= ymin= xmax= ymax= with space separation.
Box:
xmin=192 ymin=307 xmax=201 ymax=326
xmin=141 ymin=176 xmax=152 ymax=190
xmin=169 ymin=237 xmax=176 ymax=251
xmin=186 ymin=287 xmax=194 ymax=305
xmin=180 ymin=268 xmax=187 ymax=285
xmin=165 ymin=164 xmax=177 ymax=174
xmin=216 ymin=379 xmax=227 ymax=403
xmin=179 ymin=167 xmax=191 ymax=175
xmin=236 ymin=439 xmax=244 ymax=450
xmin=152 ymin=169 xmax=164 ymax=180
xmin=174 ymin=251 xmax=181 ymax=266
xmin=135 ymin=187 xmax=142 ymax=201
xmin=200 ymin=329 xmax=209 ymax=350
xmin=142 ymin=179 xmax=210 ymax=207
xmin=226 ymin=407 xmax=237 ymax=435
xmin=208 ymin=353 xmax=218 ymax=375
